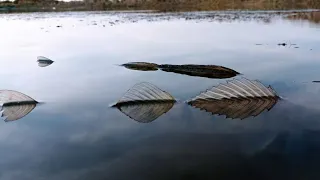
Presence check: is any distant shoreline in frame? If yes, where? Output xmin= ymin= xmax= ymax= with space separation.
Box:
xmin=0 ymin=0 xmax=319 ymax=13
xmin=0 ymin=8 xmax=319 ymax=14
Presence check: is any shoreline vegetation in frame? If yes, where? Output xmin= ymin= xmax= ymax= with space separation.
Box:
xmin=0 ymin=0 xmax=319 ymax=13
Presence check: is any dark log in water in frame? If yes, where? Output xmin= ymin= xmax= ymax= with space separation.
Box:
xmin=159 ymin=64 xmax=240 ymax=79
xmin=121 ymin=62 xmax=159 ymax=71
xmin=120 ymin=62 xmax=240 ymax=79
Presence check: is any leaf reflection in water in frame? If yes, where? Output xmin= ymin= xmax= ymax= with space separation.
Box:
xmin=0 ymin=90 xmax=38 ymax=122
xmin=2 ymin=104 xmax=37 ymax=122
xmin=116 ymin=101 xmax=175 ymax=123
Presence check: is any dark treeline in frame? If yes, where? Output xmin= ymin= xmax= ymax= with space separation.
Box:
xmin=0 ymin=0 xmax=320 ymax=12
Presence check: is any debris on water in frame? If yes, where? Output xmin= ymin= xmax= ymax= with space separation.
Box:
xmin=112 ymin=82 xmax=175 ymax=123
xmin=37 ymin=56 xmax=54 ymax=67
xmin=294 ymin=47 xmax=299 ymax=48
xmin=312 ymin=81 xmax=320 ymax=83
xmin=121 ymin=62 xmax=159 ymax=71
xmin=278 ymin=43 xmax=287 ymax=46
xmin=0 ymin=90 xmax=38 ymax=122
xmin=187 ymin=78 xmax=279 ymax=120
xmin=255 ymin=43 xmax=263 ymax=45
xmin=56 ymin=25 xmax=62 ymax=28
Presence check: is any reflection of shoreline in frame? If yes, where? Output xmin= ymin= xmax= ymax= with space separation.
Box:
xmin=287 ymin=11 xmax=320 ymax=24
xmin=2 ymin=9 xmax=319 ymax=26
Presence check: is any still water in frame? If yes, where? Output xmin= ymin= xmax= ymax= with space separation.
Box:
xmin=0 ymin=10 xmax=320 ymax=180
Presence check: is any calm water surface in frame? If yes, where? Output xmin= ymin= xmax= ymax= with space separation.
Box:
xmin=0 ymin=11 xmax=320 ymax=180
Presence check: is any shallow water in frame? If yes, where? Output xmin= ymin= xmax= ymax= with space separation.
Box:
xmin=0 ymin=11 xmax=320 ymax=180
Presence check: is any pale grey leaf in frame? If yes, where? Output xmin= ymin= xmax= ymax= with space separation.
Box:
xmin=188 ymin=78 xmax=279 ymax=120
xmin=37 ymin=56 xmax=54 ymax=67
xmin=37 ymin=56 xmax=52 ymax=61
xmin=0 ymin=90 xmax=37 ymax=105
xmin=116 ymin=82 xmax=175 ymax=105
xmin=112 ymin=82 xmax=176 ymax=122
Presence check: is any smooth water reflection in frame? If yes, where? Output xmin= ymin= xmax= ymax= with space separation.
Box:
xmin=0 ymin=11 xmax=319 ymax=180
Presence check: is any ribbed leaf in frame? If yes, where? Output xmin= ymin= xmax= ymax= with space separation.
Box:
xmin=1 ymin=104 xmax=37 ymax=122
xmin=0 ymin=90 xmax=37 ymax=106
xmin=112 ymin=82 xmax=176 ymax=122
xmin=115 ymin=82 xmax=175 ymax=105
xmin=37 ymin=56 xmax=54 ymax=67
xmin=121 ymin=62 xmax=159 ymax=71
xmin=37 ymin=56 xmax=52 ymax=61
xmin=188 ymin=78 xmax=279 ymax=120
xmin=159 ymin=64 xmax=240 ymax=79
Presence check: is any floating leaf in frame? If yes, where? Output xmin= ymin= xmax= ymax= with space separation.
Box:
xmin=112 ymin=82 xmax=176 ymax=123
xmin=1 ymin=104 xmax=37 ymax=122
xmin=188 ymin=78 xmax=279 ymax=120
xmin=0 ymin=90 xmax=38 ymax=122
xmin=37 ymin=56 xmax=54 ymax=67
xmin=0 ymin=90 xmax=37 ymax=106
xmin=159 ymin=64 xmax=240 ymax=79
xmin=121 ymin=62 xmax=159 ymax=71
